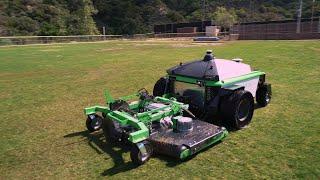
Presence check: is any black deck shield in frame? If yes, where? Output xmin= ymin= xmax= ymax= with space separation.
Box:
xmin=148 ymin=120 xmax=225 ymax=158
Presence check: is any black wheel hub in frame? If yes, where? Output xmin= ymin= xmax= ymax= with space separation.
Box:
xmin=91 ymin=118 xmax=102 ymax=130
xmin=238 ymin=99 xmax=250 ymax=121
xmin=265 ymin=92 xmax=271 ymax=103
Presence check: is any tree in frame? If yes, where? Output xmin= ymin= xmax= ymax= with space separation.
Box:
xmin=186 ymin=9 xmax=203 ymax=21
xmin=166 ymin=10 xmax=185 ymax=22
xmin=67 ymin=0 xmax=99 ymax=35
xmin=213 ymin=7 xmax=238 ymax=30
xmin=1 ymin=0 xmax=319 ymax=36
xmin=80 ymin=0 xmax=99 ymax=34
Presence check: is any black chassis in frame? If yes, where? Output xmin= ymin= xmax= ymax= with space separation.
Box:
xmin=164 ymin=74 xmax=270 ymax=123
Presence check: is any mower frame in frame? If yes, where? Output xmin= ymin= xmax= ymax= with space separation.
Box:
xmin=84 ymin=91 xmax=189 ymax=143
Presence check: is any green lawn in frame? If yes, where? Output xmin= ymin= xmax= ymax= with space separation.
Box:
xmin=0 ymin=40 xmax=319 ymax=179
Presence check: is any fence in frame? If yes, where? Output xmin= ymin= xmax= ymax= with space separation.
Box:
xmin=154 ymin=32 xmax=206 ymax=38
xmin=231 ymin=18 xmax=320 ymax=40
xmin=0 ymin=35 xmax=122 ymax=46
xmin=153 ymin=18 xmax=320 ymax=40
xmin=1 ymin=19 xmax=320 ymax=46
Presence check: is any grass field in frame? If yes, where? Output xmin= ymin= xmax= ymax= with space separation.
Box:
xmin=0 ymin=40 xmax=319 ymax=179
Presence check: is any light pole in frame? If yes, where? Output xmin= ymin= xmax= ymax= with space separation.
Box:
xmin=202 ymin=0 xmax=206 ymax=32
xmin=310 ymin=0 xmax=315 ymax=32
xmin=296 ymin=0 xmax=303 ymax=33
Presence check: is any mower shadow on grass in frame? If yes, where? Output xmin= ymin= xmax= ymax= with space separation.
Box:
xmin=64 ymin=129 xmax=213 ymax=175
xmin=254 ymin=103 xmax=264 ymax=110
xmin=64 ymin=130 xmax=136 ymax=176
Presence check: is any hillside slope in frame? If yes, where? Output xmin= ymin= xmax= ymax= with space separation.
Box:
xmin=0 ymin=0 xmax=319 ymax=35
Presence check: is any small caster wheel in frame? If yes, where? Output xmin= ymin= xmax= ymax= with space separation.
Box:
xmin=86 ymin=114 xmax=103 ymax=132
xmin=130 ymin=141 xmax=153 ymax=165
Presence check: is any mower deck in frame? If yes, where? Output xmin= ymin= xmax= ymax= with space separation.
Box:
xmin=148 ymin=120 xmax=228 ymax=159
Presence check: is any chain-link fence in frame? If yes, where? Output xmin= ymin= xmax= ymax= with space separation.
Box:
xmin=231 ymin=18 xmax=320 ymax=40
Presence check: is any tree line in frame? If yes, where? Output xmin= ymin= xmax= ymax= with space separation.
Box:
xmin=0 ymin=0 xmax=319 ymax=36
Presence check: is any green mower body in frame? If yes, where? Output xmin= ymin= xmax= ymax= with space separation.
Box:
xmin=83 ymin=50 xmax=271 ymax=165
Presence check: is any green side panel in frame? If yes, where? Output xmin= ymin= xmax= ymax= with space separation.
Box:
xmin=206 ymin=71 xmax=265 ymax=87
xmin=84 ymin=106 xmax=110 ymax=115
xmin=179 ymin=129 xmax=229 ymax=159
xmin=171 ymin=75 xmax=199 ymax=84
xmin=171 ymin=71 xmax=265 ymax=87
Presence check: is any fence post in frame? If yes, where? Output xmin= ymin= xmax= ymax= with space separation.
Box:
xmin=318 ymin=16 xmax=320 ymax=33
xmin=103 ymin=26 xmax=106 ymax=40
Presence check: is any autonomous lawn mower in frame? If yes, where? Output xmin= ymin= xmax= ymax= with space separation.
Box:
xmin=84 ymin=50 xmax=272 ymax=165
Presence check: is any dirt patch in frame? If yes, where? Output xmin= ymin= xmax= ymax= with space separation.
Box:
xmin=39 ymin=49 xmax=60 ymax=52
xmin=0 ymin=92 xmax=11 ymax=99
xmin=133 ymin=43 xmax=162 ymax=46
xmin=45 ymin=45 xmax=63 ymax=48
xmin=0 ymin=71 xmax=40 ymax=80
xmin=309 ymin=47 xmax=320 ymax=52
xmin=96 ymin=47 xmax=123 ymax=52
xmin=169 ymin=42 xmax=223 ymax=48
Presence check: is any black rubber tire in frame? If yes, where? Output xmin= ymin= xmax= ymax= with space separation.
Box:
xmin=220 ymin=90 xmax=254 ymax=130
xmin=130 ymin=142 xmax=153 ymax=165
xmin=153 ymin=77 xmax=167 ymax=97
xmin=256 ymin=84 xmax=272 ymax=107
xmin=102 ymin=118 xmax=123 ymax=143
xmin=86 ymin=114 xmax=103 ymax=132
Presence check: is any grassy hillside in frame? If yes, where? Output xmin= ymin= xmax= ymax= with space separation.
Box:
xmin=0 ymin=40 xmax=319 ymax=179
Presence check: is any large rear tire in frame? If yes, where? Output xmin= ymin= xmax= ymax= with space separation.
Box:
xmin=220 ymin=90 xmax=254 ymax=130
xmin=153 ymin=77 xmax=168 ymax=97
